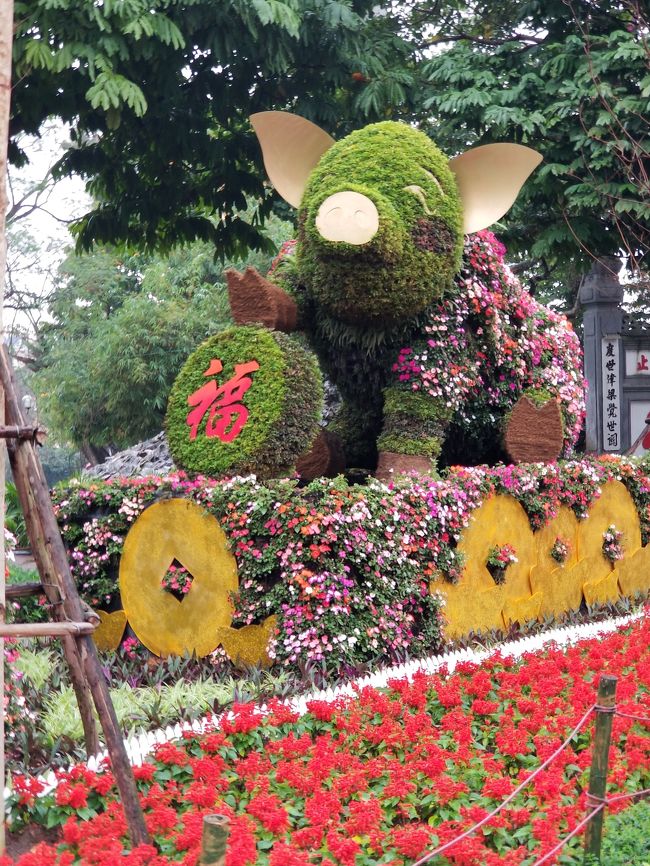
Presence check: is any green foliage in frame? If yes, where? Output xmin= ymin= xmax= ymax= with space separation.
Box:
xmin=415 ymin=0 xmax=650 ymax=298
xmin=599 ymin=799 xmax=650 ymax=865
xmin=5 ymin=481 xmax=29 ymax=548
xmin=11 ymin=0 xmax=414 ymax=256
xmin=5 ymin=636 xmax=299 ymax=776
xmin=41 ymin=679 xmax=233 ymax=744
xmin=6 ymin=563 xmax=51 ymax=625
xmin=13 ymin=647 xmax=56 ymax=692
xmin=166 ymin=326 xmax=323 ymax=478
xmin=298 ymin=122 xmax=463 ymax=324
xmin=30 ymin=234 xmax=293 ymax=454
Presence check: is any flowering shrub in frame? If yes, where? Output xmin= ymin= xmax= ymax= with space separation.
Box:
xmin=48 ymin=455 xmax=650 ymax=671
xmin=6 ymin=615 xmax=650 ymax=866
xmin=550 ymin=536 xmax=571 ymax=565
xmin=161 ymin=563 xmax=193 ymax=598
xmin=603 ymin=525 xmax=624 ymax=563
xmin=393 ymin=232 xmax=585 ymax=464
xmin=486 ymin=544 xmax=517 ymax=580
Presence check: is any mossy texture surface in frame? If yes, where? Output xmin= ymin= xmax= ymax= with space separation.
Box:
xmin=297 ymin=122 xmax=463 ymax=325
xmin=166 ymin=326 xmax=322 ymax=478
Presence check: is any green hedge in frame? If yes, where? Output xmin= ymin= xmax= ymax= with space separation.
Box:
xmin=166 ymin=325 xmax=323 ymax=478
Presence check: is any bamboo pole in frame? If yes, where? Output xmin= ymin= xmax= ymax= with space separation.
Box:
xmin=6 ymin=582 xmax=44 ymax=598
xmin=0 ymin=622 xmax=96 ymax=637
xmin=199 ymin=815 xmax=230 ymax=865
xmin=0 ymin=0 xmax=14 ymax=853
xmin=583 ymin=674 xmax=617 ymax=863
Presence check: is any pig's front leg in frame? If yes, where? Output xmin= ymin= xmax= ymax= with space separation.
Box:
xmin=375 ymin=386 xmax=452 ymax=482
xmin=226 ymin=266 xmax=298 ymax=332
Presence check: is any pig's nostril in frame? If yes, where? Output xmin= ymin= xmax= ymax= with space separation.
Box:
xmin=316 ymin=191 xmax=379 ymax=245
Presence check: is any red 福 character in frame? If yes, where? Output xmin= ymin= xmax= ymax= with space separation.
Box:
xmin=186 ymin=358 xmax=260 ymax=443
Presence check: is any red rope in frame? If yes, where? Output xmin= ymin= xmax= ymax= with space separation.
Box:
xmin=528 ymin=805 xmax=604 ymax=866
xmin=410 ymin=704 xmax=596 ymax=866
xmin=605 ymin=787 xmax=650 ymax=805
xmin=615 ymin=709 xmax=650 ymax=724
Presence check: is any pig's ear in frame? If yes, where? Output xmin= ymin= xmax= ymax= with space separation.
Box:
xmin=250 ymin=112 xmax=335 ymax=208
xmin=448 ymin=143 xmax=543 ymax=234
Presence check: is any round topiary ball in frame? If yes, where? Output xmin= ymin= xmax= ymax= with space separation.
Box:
xmin=166 ymin=326 xmax=323 ymax=479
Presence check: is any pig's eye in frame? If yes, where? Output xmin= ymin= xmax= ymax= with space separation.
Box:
xmin=403 ymin=184 xmax=433 ymax=215
xmin=420 ymin=168 xmax=445 ymax=196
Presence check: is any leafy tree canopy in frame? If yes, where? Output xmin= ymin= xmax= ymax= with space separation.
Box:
xmin=30 ymin=216 xmax=293 ymax=458
xmin=403 ymin=0 xmax=650 ymax=303
xmin=12 ymin=0 xmax=413 ymax=258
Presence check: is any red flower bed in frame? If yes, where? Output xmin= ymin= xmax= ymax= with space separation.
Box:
xmin=6 ymin=616 xmax=650 ymax=866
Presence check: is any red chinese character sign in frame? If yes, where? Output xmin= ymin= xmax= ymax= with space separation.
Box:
xmin=187 ymin=358 xmax=260 ymax=443
xmin=166 ymin=325 xmax=323 ymax=479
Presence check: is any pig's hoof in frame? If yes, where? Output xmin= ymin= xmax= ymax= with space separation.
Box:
xmin=375 ymin=452 xmax=436 ymax=483
xmin=296 ymin=430 xmax=345 ymax=481
xmin=226 ymin=266 xmax=297 ymax=331
xmin=504 ymin=395 xmax=563 ymax=463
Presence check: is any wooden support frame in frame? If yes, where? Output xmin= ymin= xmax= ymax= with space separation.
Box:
xmin=0 ymin=622 xmax=96 ymax=637
xmin=5 ymin=581 xmax=42 ymax=599
xmin=0 ymin=424 xmax=46 ymax=443
xmin=0 ymin=345 xmax=149 ymax=846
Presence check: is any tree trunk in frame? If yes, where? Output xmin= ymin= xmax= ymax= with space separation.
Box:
xmin=0 ymin=0 xmax=14 ymax=854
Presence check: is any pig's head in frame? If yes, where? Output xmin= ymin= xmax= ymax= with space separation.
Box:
xmin=251 ymin=112 xmax=542 ymax=325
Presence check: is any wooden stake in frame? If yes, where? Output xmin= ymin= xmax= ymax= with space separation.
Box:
xmin=199 ymin=814 xmax=230 ymax=865
xmin=583 ymin=674 xmax=617 ymax=863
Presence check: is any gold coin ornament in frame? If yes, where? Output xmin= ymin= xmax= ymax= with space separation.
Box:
xmin=439 ymin=494 xmax=538 ymax=639
xmin=119 ymin=498 xmax=238 ymax=657
xmin=93 ymin=609 xmax=128 ymax=652
xmin=215 ymin=616 xmax=277 ymax=668
xmin=434 ymin=479 xmax=650 ymax=639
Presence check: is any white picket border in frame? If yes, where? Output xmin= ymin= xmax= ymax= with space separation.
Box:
xmin=5 ymin=609 xmax=643 ymax=811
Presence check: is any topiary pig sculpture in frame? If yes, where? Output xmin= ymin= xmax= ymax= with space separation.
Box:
xmin=207 ymin=113 xmax=585 ymax=478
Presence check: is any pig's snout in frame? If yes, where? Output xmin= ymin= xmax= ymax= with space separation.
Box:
xmin=315 ymin=191 xmax=379 ymax=246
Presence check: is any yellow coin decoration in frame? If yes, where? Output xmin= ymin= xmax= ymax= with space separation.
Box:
xmin=119 ymin=498 xmax=238 ymax=657
xmin=435 ymin=480 xmax=650 ymax=640
xmin=439 ymin=494 xmax=537 ymax=639
xmin=92 ymin=609 xmax=128 ymax=652
xmin=216 ymin=616 xmax=277 ymax=668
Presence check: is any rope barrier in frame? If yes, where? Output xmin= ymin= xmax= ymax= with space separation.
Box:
xmin=528 ymin=805 xmax=604 ymax=866
xmin=605 ymin=787 xmax=650 ymax=805
xmin=410 ymin=704 xmax=596 ymax=866
xmin=615 ymin=709 xmax=650 ymax=724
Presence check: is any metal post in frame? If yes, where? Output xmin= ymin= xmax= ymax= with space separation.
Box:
xmin=199 ymin=814 xmax=230 ymax=866
xmin=584 ymin=674 xmax=618 ymax=863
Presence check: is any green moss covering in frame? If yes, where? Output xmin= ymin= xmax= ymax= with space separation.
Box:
xmin=378 ymin=385 xmax=451 ymax=457
xmin=297 ymin=122 xmax=463 ymax=325
xmin=377 ymin=433 xmax=444 ymax=458
xmin=166 ymin=326 xmax=323 ymax=479
xmin=383 ymin=388 xmax=449 ymax=422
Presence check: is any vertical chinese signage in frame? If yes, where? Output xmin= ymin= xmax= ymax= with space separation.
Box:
xmin=602 ymin=337 xmax=621 ymax=452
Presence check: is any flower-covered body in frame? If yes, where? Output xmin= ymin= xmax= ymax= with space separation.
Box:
xmin=50 ymin=454 xmax=650 ymax=672
xmin=231 ymin=117 xmax=586 ymax=473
